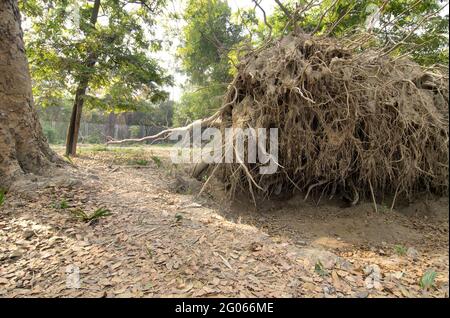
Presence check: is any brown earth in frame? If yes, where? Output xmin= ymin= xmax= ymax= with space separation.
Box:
xmin=0 ymin=145 xmax=448 ymax=298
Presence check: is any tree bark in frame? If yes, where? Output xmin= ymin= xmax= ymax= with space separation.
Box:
xmin=65 ymin=0 xmax=101 ymax=156
xmin=0 ymin=0 xmax=62 ymax=189
xmin=105 ymin=112 xmax=117 ymax=140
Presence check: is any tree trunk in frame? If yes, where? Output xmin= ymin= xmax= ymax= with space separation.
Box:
xmin=105 ymin=112 xmax=117 ymax=140
xmin=0 ymin=0 xmax=61 ymax=189
xmin=65 ymin=0 xmax=101 ymax=156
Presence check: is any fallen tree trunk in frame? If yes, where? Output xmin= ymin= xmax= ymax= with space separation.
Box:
xmin=108 ymin=33 xmax=449 ymax=205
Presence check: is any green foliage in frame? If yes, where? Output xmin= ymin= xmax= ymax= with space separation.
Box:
xmin=43 ymin=125 xmax=57 ymax=144
xmin=53 ymin=199 xmax=69 ymax=210
xmin=37 ymin=102 xmax=72 ymax=123
xmin=126 ymin=155 xmax=148 ymax=167
xmin=85 ymin=133 xmax=103 ymax=144
xmin=135 ymin=159 xmax=149 ymax=166
xmin=22 ymin=0 xmax=173 ymax=114
xmin=71 ymin=207 xmax=112 ymax=223
xmin=151 ymin=155 xmax=162 ymax=168
xmin=124 ymin=100 xmax=175 ymax=132
xmin=0 ymin=189 xmax=6 ymax=206
xmin=129 ymin=125 xmax=141 ymax=138
xmin=63 ymin=154 xmax=74 ymax=164
xmin=323 ymin=0 xmax=449 ymax=66
xmin=39 ymin=104 xmax=71 ymax=144
xmin=176 ymin=0 xmax=243 ymax=122
xmin=175 ymin=213 xmax=183 ymax=222
xmin=256 ymin=0 xmax=449 ymax=66
xmin=314 ymin=260 xmax=329 ymax=277
xmin=420 ymin=269 xmax=437 ymax=290
xmin=394 ymin=245 xmax=407 ymax=256
xmin=179 ymin=0 xmax=242 ymax=86
xmin=174 ymin=85 xmax=225 ymax=125
xmin=90 ymin=145 xmax=109 ymax=152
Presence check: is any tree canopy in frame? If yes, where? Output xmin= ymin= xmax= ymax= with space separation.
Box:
xmin=21 ymin=0 xmax=449 ymax=130
xmin=22 ymin=0 xmax=173 ymax=112
xmin=174 ymin=0 xmax=243 ymax=124
xmin=244 ymin=0 xmax=448 ymax=65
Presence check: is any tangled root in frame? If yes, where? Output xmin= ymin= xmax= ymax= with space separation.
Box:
xmin=216 ymin=33 xmax=449 ymax=203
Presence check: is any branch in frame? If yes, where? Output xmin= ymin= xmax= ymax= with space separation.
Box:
xmin=325 ymin=2 xmax=356 ymax=36
xmin=279 ymin=0 xmax=318 ymax=34
xmin=274 ymin=0 xmax=292 ymax=20
xmin=311 ymin=0 xmax=341 ymax=35
xmin=381 ymin=1 xmax=449 ymax=56
xmin=378 ymin=0 xmax=423 ymax=32
xmin=107 ymin=85 xmax=238 ymax=145
xmin=106 ymin=116 xmax=216 ymax=145
xmin=252 ymin=0 xmax=272 ymax=36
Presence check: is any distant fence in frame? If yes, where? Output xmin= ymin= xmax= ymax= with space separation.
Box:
xmin=40 ymin=120 xmax=166 ymax=144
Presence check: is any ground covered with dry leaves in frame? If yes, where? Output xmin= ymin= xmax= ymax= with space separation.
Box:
xmin=0 ymin=145 xmax=448 ymax=298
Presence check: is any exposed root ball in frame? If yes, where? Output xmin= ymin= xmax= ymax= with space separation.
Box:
xmin=217 ymin=34 xmax=449 ymax=203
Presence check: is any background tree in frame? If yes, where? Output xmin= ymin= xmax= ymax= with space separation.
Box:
xmin=175 ymin=0 xmax=243 ymax=124
xmin=22 ymin=0 xmax=173 ymax=155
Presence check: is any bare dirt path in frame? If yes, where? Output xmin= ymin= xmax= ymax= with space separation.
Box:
xmin=0 ymin=146 xmax=448 ymax=298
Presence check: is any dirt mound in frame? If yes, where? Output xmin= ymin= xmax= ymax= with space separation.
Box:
xmin=217 ymin=33 xmax=449 ymax=204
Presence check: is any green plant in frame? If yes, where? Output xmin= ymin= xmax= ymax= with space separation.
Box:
xmin=145 ymin=244 xmax=153 ymax=258
xmin=175 ymin=213 xmax=183 ymax=222
xmin=53 ymin=199 xmax=69 ymax=209
xmin=85 ymin=134 xmax=103 ymax=144
xmin=129 ymin=125 xmax=141 ymax=138
xmin=90 ymin=145 xmax=109 ymax=152
xmin=314 ymin=260 xmax=328 ymax=277
xmin=63 ymin=155 xmax=74 ymax=165
xmin=378 ymin=204 xmax=390 ymax=213
xmin=71 ymin=208 xmax=112 ymax=223
xmin=43 ymin=125 xmax=57 ymax=144
xmin=151 ymin=155 xmax=162 ymax=168
xmin=420 ymin=269 xmax=437 ymax=290
xmin=394 ymin=245 xmax=407 ymax=256
xmin=134 ymin=159 xmax=148 ymax=166
xmin=0 ymin=189 xmax=6 ymax=206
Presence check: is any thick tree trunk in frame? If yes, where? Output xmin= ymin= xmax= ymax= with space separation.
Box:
xmin=0 ymin=0 xmax=61 ymax=189
xmin=65 ymin=0 xmax=101 ymax=156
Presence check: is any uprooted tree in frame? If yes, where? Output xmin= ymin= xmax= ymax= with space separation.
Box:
xmin=109 ymin=2 xmax=449 ymax=207
xmin=215 ymin=34 xmax=449 ymax=205
xmin=0 ymin=0 xmax=62 ymax=190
